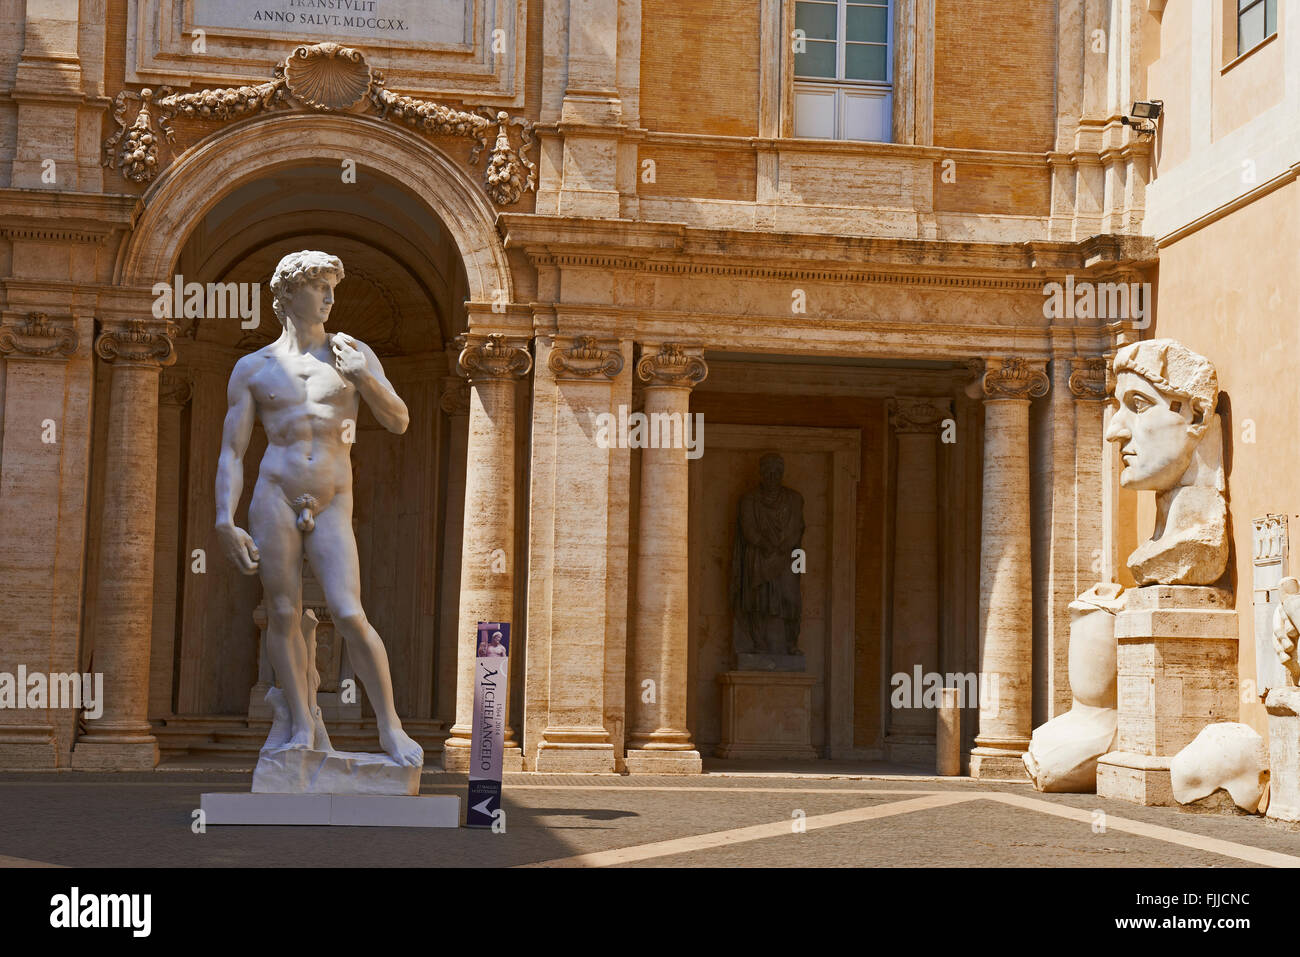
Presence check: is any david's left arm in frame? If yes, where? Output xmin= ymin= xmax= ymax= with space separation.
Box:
xmin=334 ymin=333 xmax=409 ymax=434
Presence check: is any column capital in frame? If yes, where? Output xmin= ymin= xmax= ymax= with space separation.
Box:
xmin=547 ymin=335 xmax=624 ymax=380
xmin=0 ymin=312 xmax=78 ymax=359
xmin=95 ymin=317 xmax=177 ymax=367
xmin=979 ymin=356 xmax=1049 ymax=400
xmin=1067 ymin=355 xmax=1111 ymax=400
xmin=889 ymin=396 xmax=953 ymax=434
xmin=457 ymin=333 xmax=533 ymax=382
xmin=439 ymin=376 xmax=471 ymax=416
xmin=159 ymin=371 xmax=193 ymax=406
xmin=636 ymin=342 xmax=708 ymax=389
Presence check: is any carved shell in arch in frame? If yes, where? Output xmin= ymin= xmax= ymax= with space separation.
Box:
xmin=283 ymin=42 xmax=372 ymax=111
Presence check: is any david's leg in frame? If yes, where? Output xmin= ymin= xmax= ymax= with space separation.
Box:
xmin=304 ymin=498 xmax=424 ymax=767
xmin=250 ymin=488 xmax=313 ymax=749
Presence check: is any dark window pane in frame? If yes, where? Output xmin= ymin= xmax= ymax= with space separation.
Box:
xmin=795 ymin=40 xmax=837 ymax=79
xmin=1240 ymin=3 xmax=1265 ymax=53
xmin=847 ymin=4 xmax=889 ymax=43
xmin=845 ymin=42 xmax=888 ymax=82
xmin=795 ymin=1 xmax=837 ymax=41
xmin=1267 ymin=0 xmax=1277 ymax=36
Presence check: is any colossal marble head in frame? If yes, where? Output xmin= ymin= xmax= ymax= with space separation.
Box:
xmin=270 ymin=250 xmax=345 ymax=328
xmin=1105 ymin=339 xmax=1219 ymax=491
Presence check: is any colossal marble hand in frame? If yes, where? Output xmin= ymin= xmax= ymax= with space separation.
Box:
xmin=214 ymin=249 xmax=424 ymax=769
xmin=1272 ymin=578 xmax=1300 ymax=685
xmin=1104 ymin=339 xmax=1228 ymax=586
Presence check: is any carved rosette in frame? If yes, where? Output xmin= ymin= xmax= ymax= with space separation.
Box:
xmin=95 ymin=318 xmax=178 ymax=367
xmin=458 ymin=333 xmax=533 ymax=382
xmin=0 ymin=313 xmax=78 ymax=358
xmin=889 ymin=397 xmax=953 ymax=434
xmin=159 ymin=372 xmax=193 ymax=406
xmin=439 ymin=376 xmax=471 ymax=416
xmin=636 ymin=343 xmax=709 ymax=389
xmin=103 ymin=42 xmax=536 ymax=206
xmin=1067 ymin=356 xmax=1110 ymax=400
xmin=547 ymin=336 xmax=624 ymax=380
xmin=981 ymin=357 xmax=1050 ymax=400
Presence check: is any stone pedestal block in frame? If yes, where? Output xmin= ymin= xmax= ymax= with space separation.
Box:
xmin=1265 ymin=688 xmax=1300 ymax=822
xmin=1096 ymin=585 xmax=1239 ymax=806
xmin=252 ymin=747 xmax=421 ymax=795
xmin=715 ymin=672 xmax=818 ymax=760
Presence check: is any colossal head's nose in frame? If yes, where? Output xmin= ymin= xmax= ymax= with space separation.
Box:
xmin=1104 ymin=410 xmax=1131 ymax=443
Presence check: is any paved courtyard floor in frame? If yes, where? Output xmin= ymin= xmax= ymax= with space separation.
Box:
xmin=2 ymin=766 xmax=1299 ymax=868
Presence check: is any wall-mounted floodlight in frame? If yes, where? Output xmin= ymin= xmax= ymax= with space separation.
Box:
xmin=1121 ymin=100 xmax=1163 ymax=135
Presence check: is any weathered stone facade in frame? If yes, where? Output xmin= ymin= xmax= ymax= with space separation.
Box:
xmin=0 ymin=0 xmax=1165 ymax=776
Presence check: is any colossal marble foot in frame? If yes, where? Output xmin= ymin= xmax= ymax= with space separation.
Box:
xmin=379 ymin=725 xmax=424 ymax=768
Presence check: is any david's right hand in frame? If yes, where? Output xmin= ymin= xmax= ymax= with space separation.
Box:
xmin=217 ymin=524 xmax=260 ymax=575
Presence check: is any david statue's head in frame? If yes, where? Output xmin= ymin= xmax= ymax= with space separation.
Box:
xmin=1105 ymin=339 xmax=1219 ymax=491
xmin=270 ymin=250 xmax=344 ymax=329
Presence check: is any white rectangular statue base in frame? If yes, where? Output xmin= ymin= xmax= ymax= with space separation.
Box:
xmin=201 ymin=792 xmax=460 ymax=828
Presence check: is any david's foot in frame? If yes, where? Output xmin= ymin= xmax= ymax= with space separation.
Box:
xmin=379 ymin=725 xmax=424 ymax=768
xmin=285 ymin=723 xmax=314 ymax=751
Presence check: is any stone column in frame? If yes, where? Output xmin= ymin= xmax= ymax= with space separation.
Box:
xmin=148 ymin=371 xmax=192 ymax=721
xmin=441 ymin=334 xmax=531 ymax=772
xmin=435 ymin=372 xmax=470 ymax=733
xmin=969 ymin=357 xmax=1049 ymax=780
xmin=885 ymin=396 xmax=951 ymax=764
xmin=73 ymin=317 xmax=176 ymax=769
xmin=0 ymin=312 xmax=85 ymax=768
xmin=625 ymin=343 xmax=708 ymax=773
xmin=532 ymin=335 xmax=630 ymax=773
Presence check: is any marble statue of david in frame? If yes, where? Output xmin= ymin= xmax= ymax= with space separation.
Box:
xmin=215 ymin=250 xmax=424 ymax=769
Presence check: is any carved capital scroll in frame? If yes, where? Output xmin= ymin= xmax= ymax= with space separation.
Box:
xmin=981 ymin=356 xmax=1050 ymax=400
xmin=636 ymin=343 xmax=708 ymax=388
xmin=547 ymin=336 xmax=624 ymax=380
xmin=95 ymin=318 xmax=178 ymax=366
xmin=0 ymin=313 xmax=78 ymax=359
xmin=458 ymin=333 xmax=532 ymax=382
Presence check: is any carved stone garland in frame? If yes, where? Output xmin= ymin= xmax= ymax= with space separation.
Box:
xmin=103 ymin=41 xmax=537 ymax=206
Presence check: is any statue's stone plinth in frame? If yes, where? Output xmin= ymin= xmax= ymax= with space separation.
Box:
xmin=735 ymin=652 xmax=806 ymax=673
xmin=715 ymin=671 xmax=817 ymax=760
xmin=252 ymin=746 xmax=421 ymax=796
xmin=1096 ymin=585 xmax=1239 ymax=806
xmin=1265 ymin=687 xmax=1300 ymax=822
xmin=200 ymin=792 xmax=459 ymax=827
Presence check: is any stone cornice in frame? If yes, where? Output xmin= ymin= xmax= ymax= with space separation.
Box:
xmin=501 ymin=215 xmax=1159 ymax=282
xmin=458 ymin=333 xmax=532 ymax=382
xmin=547 ymin=335 xmax=625 ymax=380
xmin=981 ymin=357 xmax=1050 ymax=400
xmin=637 ymin=343 xmax=708 ymax=389
xmin=95 ymin=318 xmax=178 ymax=366
xmin=0 ymin=312 xmax=78 ymax=359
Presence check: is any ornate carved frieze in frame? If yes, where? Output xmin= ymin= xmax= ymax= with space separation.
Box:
xmin=159 ymin=372 xmax=193 ymax=406
xmin=547 ymin=336 xmax=624 ymax=380
xmin=439 ymin=376 xmax=471 ymax=417
xmin=95 ymin=318 xmax=178 ymax=366
xmin=981 ymin=356 xmax=1050 ymax=400
xmin=1067 ymin=356 xmax=1110 ymax=400
xmin=104 ymin=42 xmax=537 ymax=206
xmin=636 ymin=343 xmax=708 ymax=388
xmin=889 ymin=397 xmax=953 ymax=434
xmin=0 ymin=313 xmax=78 ymax=359
xmin=458 ymin=333 xmax=532 ymax=381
